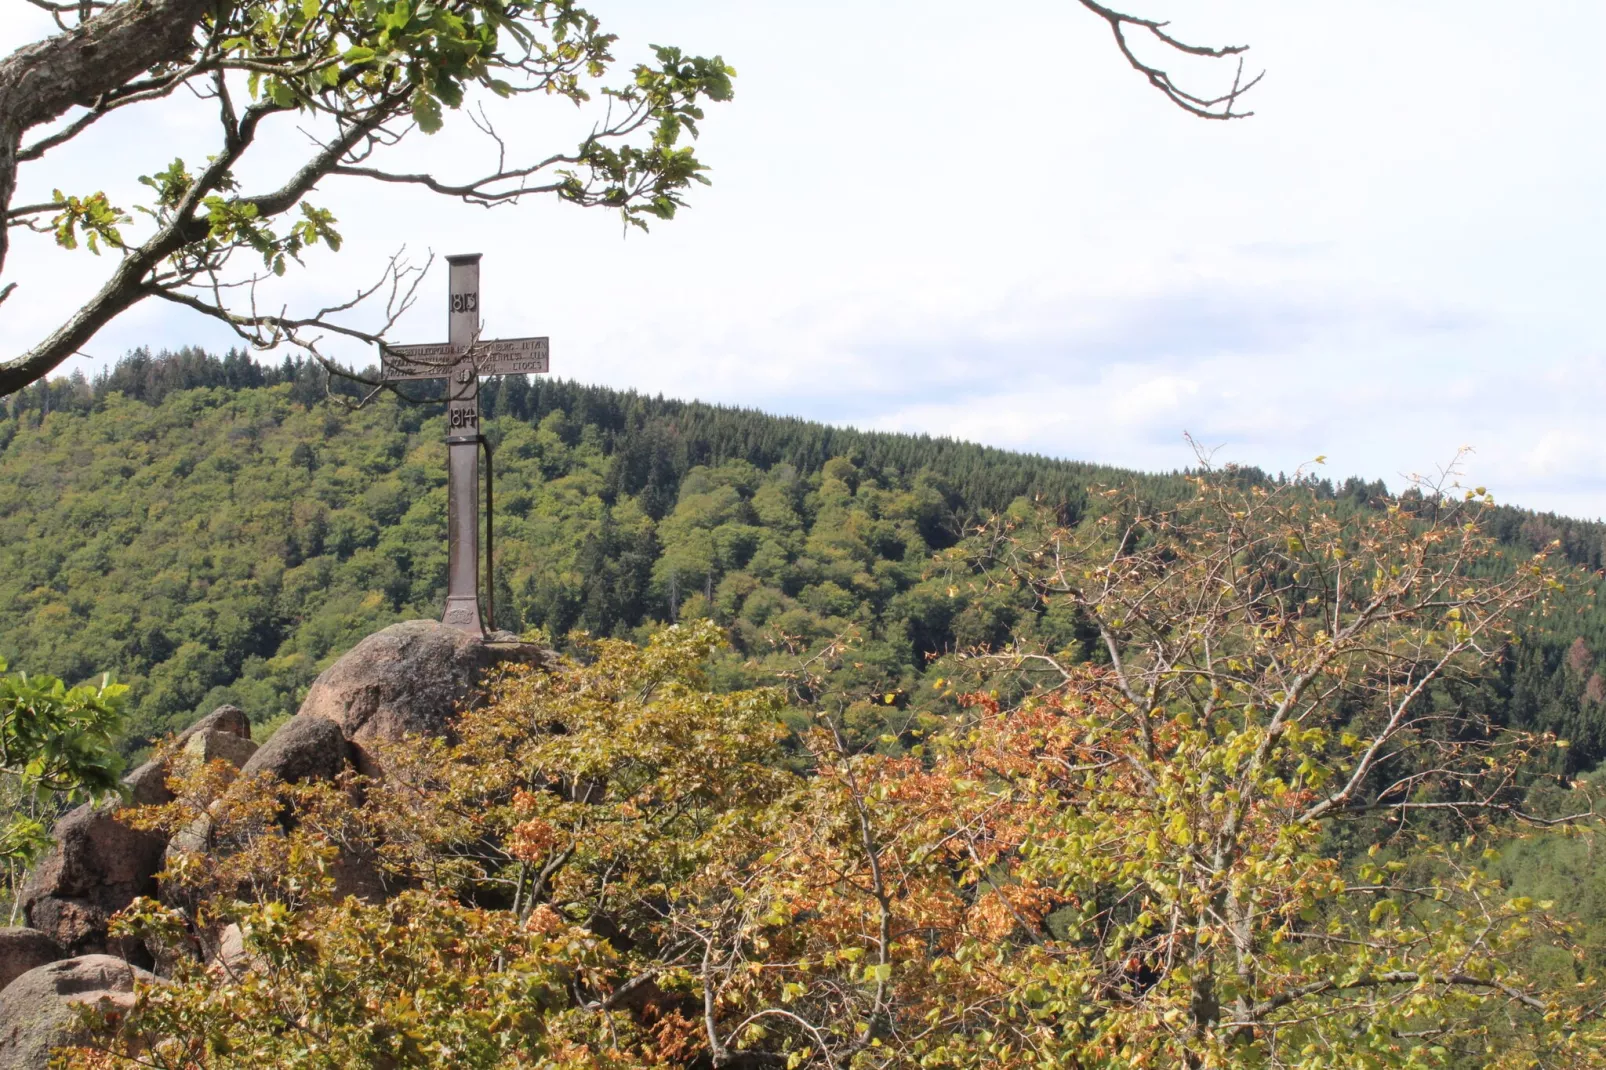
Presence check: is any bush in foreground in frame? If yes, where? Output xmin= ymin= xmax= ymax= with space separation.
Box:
xmin=68 ymin=474 xmax=1606 ymax=1069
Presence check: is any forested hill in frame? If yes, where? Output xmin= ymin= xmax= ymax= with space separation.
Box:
xmin=3 ymin=348 xmax=1605 ymax=768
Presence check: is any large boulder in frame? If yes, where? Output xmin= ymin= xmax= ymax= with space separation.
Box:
xmin=294 ymin=620 xmax=544 ymax=773
xmin=121 ymin=704 xmax=253 ymax=808
xmin=180 ymin=727 xmax=258 ymax=771
xmin=20 ymin=705 xmax=257 ymax=957
xmin=18 ymin=803 xmax=165 ymax=961
xmin=16 ymin=628 xmax=537 ymax=971
xmin=0 ymin=930 xmax=62 ymax=995
xmin=0 ymin=955 xmax=153 ymax=1069
xmin=229 ymin=716 xmax=387 ymax=902
xmin=173 ymin=704 xmax=251 ymax=748
xmin=119 ymin=760 xmax=173 ymax=809
xmin=238 ymin=714 xmax=350 ymax=785
xmin=209 ymin=923 xmax=259 ymax=979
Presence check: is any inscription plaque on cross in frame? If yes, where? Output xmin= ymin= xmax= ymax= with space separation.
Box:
xmin=379 ymin=253 xmax=550 ymax=636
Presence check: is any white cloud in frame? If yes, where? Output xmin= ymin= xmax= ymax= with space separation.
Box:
xmin=3 ymin=0 xmax=1603 ymax=516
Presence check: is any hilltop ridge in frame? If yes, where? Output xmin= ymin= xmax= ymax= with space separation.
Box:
xmin=2 ymin=347 xmax=1603 ymax=769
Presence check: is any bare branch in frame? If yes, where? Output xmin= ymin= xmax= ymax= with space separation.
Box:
xmin=330 ymin=162 xmax=571 ymax=207
xmin=1237 ymin=970 xmax=1548 ymax=1023
xmin=1074 ymin=1 xmax=1263 ymax=119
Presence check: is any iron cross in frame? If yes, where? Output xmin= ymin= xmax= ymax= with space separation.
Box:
xmin=378 ymin=253 xmax=550 ymax=636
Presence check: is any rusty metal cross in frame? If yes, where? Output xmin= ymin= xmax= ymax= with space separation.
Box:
xmin=378 ymin=253 xmax=550 ymax=636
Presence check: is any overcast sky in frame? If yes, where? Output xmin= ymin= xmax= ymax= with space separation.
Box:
xmin=3 ymin=1 xmax=1602 ymax=516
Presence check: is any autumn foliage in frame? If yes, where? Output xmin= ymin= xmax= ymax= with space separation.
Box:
xmin=65 ymin=470 xmax=1606 ymax=1069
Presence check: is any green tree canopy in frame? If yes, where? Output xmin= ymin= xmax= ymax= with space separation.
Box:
xmin=0 ymin=657 xmax=125 ymax=877
xmin=0 ymin=1 xmax=1259 ymax=396
xmin=71 ymin=479 xmax=1606 ymax=1069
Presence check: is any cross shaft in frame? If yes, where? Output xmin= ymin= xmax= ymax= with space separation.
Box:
xmin=379 ymin=253 xmax=551 ymax=636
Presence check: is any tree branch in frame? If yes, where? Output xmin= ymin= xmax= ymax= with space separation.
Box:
xmin=1237 ymin=970 xmax=1547 ymax=1023
xmin=1073 ymin=1 xmax=1263 ymax=119
xmin=0 ymin=0 xmax=211 ymax=272
xmin=0 ymin=95 xmax=397 ymax=395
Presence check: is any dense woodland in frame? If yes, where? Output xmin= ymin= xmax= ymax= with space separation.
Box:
xmin=7 ymin=349 xmax=1606 ymax=1067
xmin=7 ymin=0 xmax=1599 ymax=1056
xmin=3 ymin=348 xmax=1605 ymax=773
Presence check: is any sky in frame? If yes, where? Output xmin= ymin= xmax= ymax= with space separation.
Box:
xmin=3 ymin=1 xmax=1603 ymax=516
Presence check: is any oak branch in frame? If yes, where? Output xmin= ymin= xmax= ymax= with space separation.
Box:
xmin=0 ymin=1 xmax=1258 ymax=398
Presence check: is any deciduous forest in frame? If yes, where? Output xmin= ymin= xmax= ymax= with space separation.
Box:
xmin=3 ymin=349 xmax=1603 ymax=766
xmin=8 ymin=0 xmax=1602 ymax=1060
xmin=6 ymin=349 xmax=1606 ymax=1068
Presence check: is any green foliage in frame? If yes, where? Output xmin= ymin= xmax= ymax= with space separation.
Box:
xmin=0 ymin=656 xmax=125 ymax=871
xmin=4 ymin=346 xmax=1606 ymax=773
xmin=74 ymin=621 xmax=789 ymax=1068
xmin=0 ymin=349 xmax=1159 ymax=751
xmin=3 ymin=349 xmax=1605 ymax=1066
xmin=49 ymin=190 xmax=129 ymax=254
xmin=101 ymin=889 xmax=616 ymax=1067
xmin=66 ymin=581 xmax=1606 ymax=1069
xmin=49 ymin=0 xmax=737 ymax=272
xmin=563 ymin=44 xmax=736 ymax=226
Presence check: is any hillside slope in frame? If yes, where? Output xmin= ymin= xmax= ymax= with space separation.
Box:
xmin=2 ymin=350 xmax=1603 ymax=766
